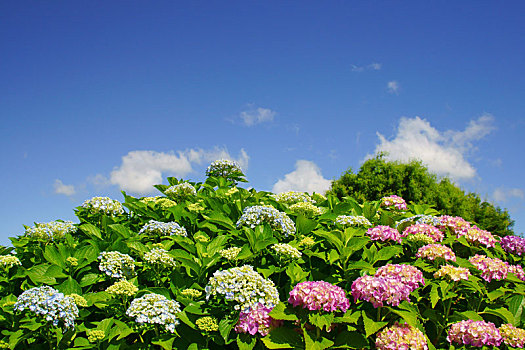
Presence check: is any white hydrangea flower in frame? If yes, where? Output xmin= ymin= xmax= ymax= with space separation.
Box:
xmin=0 ymin=255 xmax=21 ymax=269
xmin=219 ymin=247 xmax=242 ymax=260
xmin=98 ymin=251 xmax=136 ymax=279
xmin=272 ymin=243 xmax=302 ymax=259
xmin=206 ymin=159 xmax=244 ymax=179
xmin=395 ymin=214 xmax=440 ymax=228
xmin=14 ymin=286 xmax=79 ymax=329
xmin=205 ymin=265 xmax=279 ymax=312
xmin=272 ymin=191 xmax=315 ymax=205
xmin=139 ymin=220 xmax=187 ymax=237
xmin=335 ymin=215 xmax=372 ymax=227
xmin=81 ymin=197 xmax=125 ymax=216
xmin=24 ymin=221 xmax=77 ymax=240
xmin=144 ymin=248 xmax=177 ymax=268
xmin=126 ymin=293 xmax=181 ymax=333
xmin=236 ymin=205 xmax=296 ymax=237
xmin=289 ymin=202 xmax=324 ymax=217
xmin=165 ymin=183 xmax=197 ymax=199
xmin=140 ymin=196 xmax=176 ymax=209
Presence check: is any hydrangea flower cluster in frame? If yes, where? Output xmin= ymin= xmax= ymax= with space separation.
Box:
xmin=225 ymin=187 xmax=239 ymax=196
xmin=81 ymin=197 xmax=125 ymax=216
xmin=438 ymin=215 xmax=470 ymax=236
xmin=205 ymin=159 xmax=244 ymax=179
xmin=236 ymin=205 xmax=296 ymax=237
xmin=106 ymin=280 xmax=139 ymax=297
xmin=289 ymin=202 xmax=324 ymax=217
xmin=500 ymin=323 xmax=525 ymax=348
xmin=140 ymin=196 xmax=177 ymax=209
xmin=509 ymin=264 xmax=525 ymax=281
xmin=66 ymin=257 xmax=78 ymax=267
xmin=459 ymin=226 xmax=497 ymax=248
xmin=144 ymin=248 xmax=177 ymax=268
xmin=139 ymin=220 xmax=187 ymax=237
xmin=298 ymin=236 xmax=316 ymax=249
xmin=434 ymin=265 xmax=470 ymax=281
xmin=165 ymin=183 xmax=197 ymax=199
xmin=351 ymin=275 xmax=412 ymax=308
xmin=272 ymin=243 xmax=302 ymax=259
xmin=366 ymin=226 xmax=406 ymax=243
xmin=376 ymin=322 xmax=428 ymax=350
xmin=205 ymin=265 xmax=279 ymax=312
xmin=271 ymin=191 xmax=314 ymax=205
xmin=416 ymin=244 xmax=456 ymax=262
xmin=501 ymin=235 xmax=525 ymax=256
xmin=196 ymin=316 xmax=219 ymax=332
xmin=406 ymin=233 xmax=434 ymax=246
xmin=469 ymin=254 xmax=508 ymax=282
xmin=98 ymin=251 xmax=136 ymax=279
xmin=288 ymin=281 xmax=350 ymax=312
xmin=380 ymin=195 xmax=407 ymax=210
xmin=187 ymin=201 xmax=206 ymax=212
xmin=395 ymin=214 xmax=439 ymax=228
xmin=126 ymin=293 xmax=181 ymax=333
xmin=25 ymin=221 xmax=77 ymax=240
xmin=87 ymin=329 xmax=106 ymax=343
xmin=403 ymin=224 xmax=444 ymax=242
xmin=181 ymin=288 xmax=202 ymax=299
xmin=335 ymin=215 xmax=372 ymax=227
xmin=235 ymin=303 xmax=282 ymax=336
xmin=219 ymin=247 xmax=242 ymax=260
xmin=375 ymin=264 xmax=425 ymax=291
xmin=69 ymin=293 xmax=88 ymax=307
xmin=0 ymin=255 xmax=21 ymax=269
xmin=447 ymin=320 xmax=502 ymax=347
xmin=14 ymin=286 xmax=79 ymax=329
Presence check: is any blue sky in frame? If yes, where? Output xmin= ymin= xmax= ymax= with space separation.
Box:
xmin=1 ymin=1 xmax=524 ymax=246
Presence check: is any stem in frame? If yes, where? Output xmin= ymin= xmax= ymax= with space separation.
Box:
xmin=377 ymin=307 xmax=381 ymax=322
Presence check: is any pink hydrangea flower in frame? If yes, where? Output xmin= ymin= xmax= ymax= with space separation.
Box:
xmin=469 ymin=254 xmax=508 ymax=282
xmin=380 ymin=195 xmax=407 ymax=210
xmin=434 ymin=265 xmax=470 ymax=282
xmin=403 ymin=223 xmax=444 ymax=242
xmin=447 ymin=320 xmax=502 ymax=347
xmin=416 ymin=244 xmax=456 ymax=262
xmin=509 ymin=264 xmax=525 ymax=281
xmin=438 ymin=215 xmax=470 ymax=236
xmin=351 ymin=275 xmax=412 ymax=308
xmin=459 ymin=225 xmax=497 ymax=248
xmin=375 ymin=264 xmax=425 ymax=291
xmin=367 ymin=226 xmax=405 ymax=243
xmin=235 ymin=303 xmax=282 ymax=336
xmin=376 ymin=322 xmax=428 ymax=350
xmin=288 ymin=281 xmax=350 ymax=313
xmin=501 ymin=235 xmax=525 ymax=256
xmin=500 ymin=324 xmax=525 ymax=348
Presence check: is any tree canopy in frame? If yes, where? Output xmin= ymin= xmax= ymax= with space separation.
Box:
xmin=328 ymin=154 xmax=514 ymax=236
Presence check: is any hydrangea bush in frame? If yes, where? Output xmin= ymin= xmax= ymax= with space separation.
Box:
xmin=2 ymin=160 xmax=525 ymax=349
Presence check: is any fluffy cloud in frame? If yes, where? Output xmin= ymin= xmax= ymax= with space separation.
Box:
xmin=387 ymin=81 xmax=400 ymax=94
xmin=493 ymin=188 xmax=524 ymax=202
xmin=240 ymin=107 xmax=276 ymax=126
xmin=272 ymin=160 xmax=331 ymax=194
xmin=351 ymin=62 xmax=382 ymax=72
xmin=106 ymin=147 xmax=249 ymax=194
xmin=54 ymin=179 xmax=76 ymax=196
xmin=369 ymin=115 xmax=495 ymax=181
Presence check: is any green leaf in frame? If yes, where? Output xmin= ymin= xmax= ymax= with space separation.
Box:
xmin=286 ymin=263 xmax=309 ymax=285
xmin=79 ymin=273 xmax=100 ymax=287
xmin=309 ymin=313 xmax=334 ymax=331
xmin=43 ymin=245 xmax=66 ymax=269
xmin=237 ymin=333 xmax=257 ymax=350
xmin=388 ymin=307 xmax=419 ymax=328
xmin=109 ymin=224 xmax=132 ymax=238
xmin=80 ymin=223 xmax=102 ymax=239
xmin=487 ymin=288 xmax=506 ymax=301
xmin=508 ymin=294 xmax=525 ymax=323
xmin=481 ymin=307 xmax=515 ymax=324
xmin=362 ymin=311 xmax=387 ymax=337
xmin=297 ymin=215 xmax=318 ymax=235
xmin=152 ymin=337 xmax=176 ymax=350
xmin=430 ymin=284 xmax=439 ymax=308
xmin=219 ymin=317 xmax=236 ymax=344
xmin=303 ymin=328 xmax=334 ymax=350
xmin=261 ymin=327 xmax=304 ymax=349
xmin=206 ymin=235 xmax=229 ymax=256
xmin=333 ymin=330 xmax=368 ymax=349
xmin=269 ymin=302 xmax=299 ymax=321
xmin=334 ymin=310 xmax=361 ymax=324
xmin=456 ymin=310 xmax=483 ymax=321
xmin=58 ymin=276 xmax=82 ymax=295
xmin=375 ymin=246 xmax=403 ymax=262
xmin=27 ymin=264 xmax=56 ymax=284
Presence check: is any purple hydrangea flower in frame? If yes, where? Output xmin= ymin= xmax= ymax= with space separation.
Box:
xmin=288 ymin=281 xmax=350 ymax=313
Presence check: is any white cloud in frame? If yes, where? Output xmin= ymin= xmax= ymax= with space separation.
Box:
xmin=54 ymin=179 xmax=76 ymax=196
xmin=352 ymin=62 xmax=382 ymax=72
xmin=240 ymin=107 xmax=276 ymax=126
xmin=387 ymin=81 xmax=400 ymax=94
xmin=369 ymin=115 xmax=495 ymax=181
xmin=272 ymin=160 xmax=331 ymax=194
xmin=493 ymin=188 xmax=524 ymax=202
xmin=106 ymin=147 xmax=249 ymax=195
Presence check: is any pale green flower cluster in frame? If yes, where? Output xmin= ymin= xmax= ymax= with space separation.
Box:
xmin=0 ymin=340 xmax=9 ymax=349
xmin=98 ymin=251 xmax=136 ymax=279
xmin=272 ymin=243 xmax=302 ymax=259
xmin=205 ymin=265 xmax=280 ymax=312
xmin=289 ymin=202 xmax=324 ymax=217
xmin=311 ymin=193 xmax=327 ymax=203
xmin=237 ymin=205 xmax=296 ymax=237
xmin=298 ymin=236 xmax=316 ymax=249
xmin=106 ymin=280 xmax=139 ymax=297
xmin=66 ymin=257 xmax=78 ymax=267
xmin=181 ymin=288 xmax=203 ymax=299
xmin=87 ymin=329 xmax=106 ymax=343
xmin=25 ymin=221 xmax=77 ymax=240
xmin=165 ymin=183 xmax=197 ymax=200
xmin=139 ymin=220 xmax=187 ymax=237
xmin=187 ymin=201 xmax=206 ymax=212
xmin=140 ymin=196 xmax=177 ymax=209
xmin=406 ymin=233 xmax=435 ymax=245
xmin=335 ymin=215 xmax=372 ymax=227
xmin=225 ymin=187 xmax=239 ymax=196
xmin=272 ymin=191 xmax=314 ymax=205
xmin=144 ymin=248 xmax=177 ymax=268
xmin=69 ymin=293 xmax=88 ymax=307
xmin=196 ymin=316 xmax=219 ymax=332
xmin=0 ymin=255 xmax=21 ymax=269
xmin=81 ymin=197 xmax=124 ymax=216
xmin=219 ymin=247 xmax=242 ymax=260
xmin=126 ymin=293 xmax=181 ymax=333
